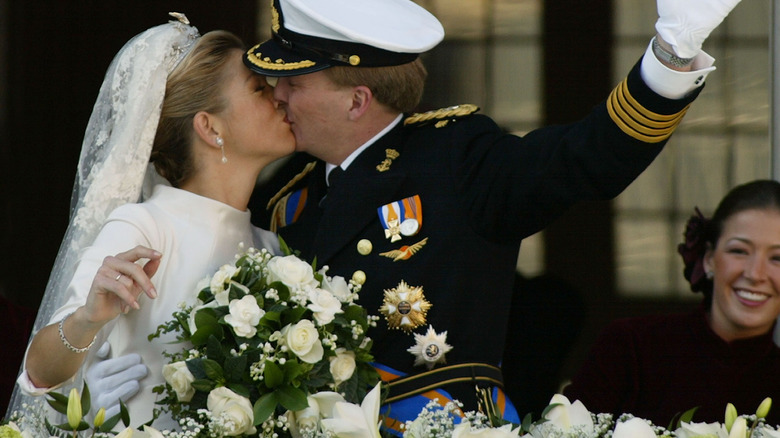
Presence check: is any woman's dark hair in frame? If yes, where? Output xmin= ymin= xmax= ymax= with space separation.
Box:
xmin=679 ymin=179 xmax=780 ymax=305
xmin=150 ymin=30 xmax=244 ymax=187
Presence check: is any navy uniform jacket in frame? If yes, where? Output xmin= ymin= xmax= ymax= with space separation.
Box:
xmin=252 ymin=60 xmax=701 ymax=408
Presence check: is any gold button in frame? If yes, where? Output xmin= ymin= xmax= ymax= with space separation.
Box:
xmin=352 ymin=270 xmax=366 ymax=285
xmin=349 ymin=55 xmax=361 ymax=66
xmin=357 ymin=239 xmax=373 ymax=255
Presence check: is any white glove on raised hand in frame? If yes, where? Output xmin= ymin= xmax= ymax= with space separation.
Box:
xmin=85 ymin=342 xmax=148 ymax=418
xmin=656 ymin=0 xmax=742 ymax=58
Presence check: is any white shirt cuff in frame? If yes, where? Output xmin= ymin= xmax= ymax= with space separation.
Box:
xmin=640 ymin=40 xmax=716 ymax=100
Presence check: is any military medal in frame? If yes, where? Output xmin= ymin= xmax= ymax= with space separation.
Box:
xmin=378 ymin=195 xmax=422 ymax=241
xmin=407 ymin=325 xmax=452 ymax=369
xmin=379 ymin=237 xmax=428 ymax=262
xmin=379 ymin=280 xmax=431 ymax=332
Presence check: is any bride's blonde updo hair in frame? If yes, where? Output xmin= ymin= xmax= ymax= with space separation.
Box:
xmin=150 ymin=30 xmax=244 ymax=187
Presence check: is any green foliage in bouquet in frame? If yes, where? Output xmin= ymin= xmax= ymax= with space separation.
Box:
xmin=3 ymin=382 xmax=133 ymax=437
xmin=148 ymin=244 xmax=380 ymax=436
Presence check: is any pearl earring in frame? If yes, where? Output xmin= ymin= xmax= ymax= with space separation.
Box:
xmin=705 ymin=270 xmax=714 ymax=280
xmin=216 ymin=136 xmax=227 ymax=163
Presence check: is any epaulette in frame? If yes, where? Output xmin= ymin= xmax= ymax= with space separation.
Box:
xmin=403 ymin=104 xmax=480 ymax=128
xmin=266 ymin=161 xmax=318 ymax=210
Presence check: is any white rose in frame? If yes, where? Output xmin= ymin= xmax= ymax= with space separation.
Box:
xmin=207 ymin=387 xmax=256 ymax=436
xmin=267 ymin=255 xmax=318 ymax=292
xmin=162 ymin=361 xmax=196 ymax=402
xmin=210 ymin=264 xmax=239 ymax=293
xmin=281 ymin=320 xmax=324 ymax=363
xmin=674 ymin=421 xmax=728 ymax=438
xmin=321 ymin=274 xmax=352 ymax=302
xmin=224 ymin=295 xmax=264 ymax=338
xmin=452 ymin=422 xmax=521 ymax=438
xmin=543 ymin=394 xmax=594 ymax=433
xmin=612 ymin=418 xmax=657 ymax=438
xmin=308 ymin=288 xmax=343 ymax=325
xmin=329 ymin=348 xmax=356 ymax=386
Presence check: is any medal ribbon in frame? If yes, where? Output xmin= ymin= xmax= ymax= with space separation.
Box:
xmin=378 ymin=195 xmax=422 ymax=232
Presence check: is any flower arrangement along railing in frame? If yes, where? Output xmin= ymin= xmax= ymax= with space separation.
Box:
xmin=3 ymin=244 xmax=779 ymax=437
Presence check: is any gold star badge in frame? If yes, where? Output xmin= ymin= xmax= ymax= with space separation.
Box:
xmin=379 ymin=281 xmax=431 ymax=332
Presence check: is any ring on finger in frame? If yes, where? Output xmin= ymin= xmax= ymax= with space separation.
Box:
xmin=115 ymin=273 xmax=122 ymax=282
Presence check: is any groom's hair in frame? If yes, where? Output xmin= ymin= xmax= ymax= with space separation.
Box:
xmin=323 ymin=58 xmax=427 ymax=114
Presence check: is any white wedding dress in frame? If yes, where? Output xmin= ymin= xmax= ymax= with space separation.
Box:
xmin=17 ymin=184 xmax=279 ymax=428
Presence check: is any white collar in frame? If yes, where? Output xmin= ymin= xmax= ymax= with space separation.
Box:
xmin=325 ymin=113 xmax=403 ymax=183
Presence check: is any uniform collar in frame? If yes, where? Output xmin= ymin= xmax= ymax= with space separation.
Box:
xmin=325 ymin=113 xmax=403 ymax=182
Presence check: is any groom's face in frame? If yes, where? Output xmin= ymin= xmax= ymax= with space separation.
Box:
xmin=272 ymin=71 xmax=355 ymax=163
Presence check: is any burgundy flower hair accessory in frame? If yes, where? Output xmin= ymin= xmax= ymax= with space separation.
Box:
xmin=677 ymin=207 xmax=711 ymax=293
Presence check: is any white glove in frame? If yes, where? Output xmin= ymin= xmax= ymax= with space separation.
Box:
xmin=656 ymin=0 xmax=742 ymax=58
xmin=85 ymin=342 xmax=148 ymax=418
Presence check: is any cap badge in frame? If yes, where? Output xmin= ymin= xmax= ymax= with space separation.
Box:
xmin=407 ymin=325 xmax=452 ymax=369
xmin=378 ymin=195 xmax=422 ymax=242
xmin=376 ymin=148 xmax=399 ymax=172
xmin=379 ymin=237 xmax=428 ymax=262
xmin=379 ymin=280 xmax=431 ymax=332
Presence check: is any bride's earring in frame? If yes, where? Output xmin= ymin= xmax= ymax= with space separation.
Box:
xmin=216 ymin=136 xmax=227 ymax=163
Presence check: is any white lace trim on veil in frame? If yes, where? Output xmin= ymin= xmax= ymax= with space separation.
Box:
xmin=6 ymin=14 xmax=199 ymax=423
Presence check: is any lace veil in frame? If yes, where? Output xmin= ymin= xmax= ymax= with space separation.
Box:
xmin=7 ymin=13 xmax=200 ymax=419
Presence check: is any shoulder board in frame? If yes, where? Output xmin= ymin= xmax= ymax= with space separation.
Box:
xmin=266 ymin=161 xmax=318 ymax=210
xmin=403 ymin=104 xmax=480 ymax=128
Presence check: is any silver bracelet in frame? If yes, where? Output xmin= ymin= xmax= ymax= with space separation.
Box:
xmin=651 ymin=36 xmax=694 ymax=68
xmin=58 ymin=313 xmax=96 ymax=354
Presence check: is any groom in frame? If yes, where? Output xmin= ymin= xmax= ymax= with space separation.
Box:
xmin=89 ymin=0 xmax=743 ymax=430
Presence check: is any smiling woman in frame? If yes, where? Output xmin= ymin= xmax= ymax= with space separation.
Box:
xmin=562 ymin=179 xmax=780 ymax=427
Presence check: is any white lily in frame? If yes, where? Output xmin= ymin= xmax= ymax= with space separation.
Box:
xmin=320 ymin=383 xmax=382 ymax=438
xmin=543 ymin=394 xmax=594 ymax=432
xmin=612 ymin=417 xmax=657 ymax=438
xmin=728 ymin=417 xmax=747 ymax=438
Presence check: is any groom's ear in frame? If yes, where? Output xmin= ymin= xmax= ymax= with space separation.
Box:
xmin=192 ymin=111 xmax=221 ymax=148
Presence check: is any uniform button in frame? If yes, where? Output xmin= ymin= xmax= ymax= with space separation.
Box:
xmin=352 ymin=270 xmax=366 ymax=285
xmin=357 ymin=239 xmax=373 ymax=255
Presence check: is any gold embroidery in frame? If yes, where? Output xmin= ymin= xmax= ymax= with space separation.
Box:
xmin=376 ymin=148 xmax=399 ymax=172
xmin=246 ymin=45 xmax=317 ymax=71
xmin=271 ymin=4 xmax=280 ymax=33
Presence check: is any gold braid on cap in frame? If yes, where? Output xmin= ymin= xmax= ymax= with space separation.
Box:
xmin=245 ymin=45 xmax=317 ymax=71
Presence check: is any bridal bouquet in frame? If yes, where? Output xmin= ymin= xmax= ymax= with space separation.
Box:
xmin=384 ymin=394 xmax=780 ymax=438
xmin=148 ymin=244 xmax=380 ymax=437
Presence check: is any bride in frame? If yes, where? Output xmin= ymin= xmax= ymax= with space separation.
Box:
xmin=8 ymin=14 xmax=294 ymax=429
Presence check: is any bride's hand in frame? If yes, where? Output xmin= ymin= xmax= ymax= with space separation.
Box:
xmin=84 ymin=245 xmax=161 ymax=323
